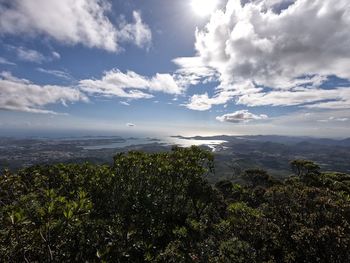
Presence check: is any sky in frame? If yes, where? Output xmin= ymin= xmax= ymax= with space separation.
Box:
xmin=0 ymin=0 xmax=350 ymax=138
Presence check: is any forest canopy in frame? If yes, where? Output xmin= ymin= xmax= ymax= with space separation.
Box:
xmin=1 ymin=146 xmax=349 ymax=262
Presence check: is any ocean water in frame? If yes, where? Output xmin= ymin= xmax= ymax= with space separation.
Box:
xmin=83 ymin=136 xmax=226 ymax=151
xmin=0 ymin=130 xmax=227 ymax=152
xmin=166 ymin=137 xmax=226 ymax=151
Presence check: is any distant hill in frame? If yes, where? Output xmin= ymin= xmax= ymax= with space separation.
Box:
xmin=1 ymin=135 xmax=350 ymax=178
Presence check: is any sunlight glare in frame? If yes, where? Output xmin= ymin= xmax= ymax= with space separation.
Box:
xmin=191 ymin=0 xmax=219 ymax=17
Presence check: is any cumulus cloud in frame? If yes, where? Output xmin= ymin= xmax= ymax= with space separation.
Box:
xmin=216 ymin=110 xmax=268 ymax=123
xmin=186 ymin=91 xmax=236 ymax=111
xmin=0 ymin=71 xmax=87 ymax=114
xmin=196 ymin=0 xmax=350 ymax=85
xmin=173 ymin=57 xmax=217 ymax=86
xmin=185 ymin=81 xmax=261 ymax=111
xmin=0 ymin=0 xmax=151 ymax=52
xmin=79 ymin=69 xmax=183 ymax=99
xmin=177 ymin=0 xmax=350 ymax=110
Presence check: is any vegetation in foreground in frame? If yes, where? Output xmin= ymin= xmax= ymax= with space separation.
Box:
xmin=1 ymin=146 xmax=349 ymax=262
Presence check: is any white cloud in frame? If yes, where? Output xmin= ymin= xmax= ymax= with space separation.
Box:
xmin=195 ymin=0 xmax=350 ymax=85
xmin=318 ymin=116 xmax=349 ymax=123
xmin=216 ymin=110 xmax=268 ymax=123
xmin=185 ymin=81 xmax=261 ymax=111
xmin=7 ymin=46 xmax=63 ymax=63
xmin=126 ymin=123 xmax=135 ymax=127
xmin=149 ymin=73 xmax=183 ymax=94
xmin=0 ymin=0 xmax=151 ymax=52
xmin=304 ymin=99 xmax=350 ymax=110
xmin=173 ymin=57 xmax=217 ymax=86
xmin=0 ymin=57 xmax=15 ymax=65
xmin=79 ymin=69 xmax=183 ymax=99
xmin=120 ymin=101 xmax=130 ymax=106
xmin=176 ymin=0 xmax=350 ymax=110
xmin=333 ymin=117 xmax=349 ymax=122
xmin=237 ymin=86 xmax=350 ymax=109
xmin=15 ymin=47 xmax=46 ymax=63
xmin=118 ymin=11 xmax=152 ymax=49
xmin=52 ymin=51 xmax=61 ymax=59
xmin=186 ymin=91 xmax=235 ymax=111
xmin=37 ymin=68 xmax=72 ymax=80
xmin=0 ymin=71 xmax=88 ymax=114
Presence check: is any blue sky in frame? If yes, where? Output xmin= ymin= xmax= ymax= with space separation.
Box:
xmin=1 ymin=0 xmax=350 ymax=138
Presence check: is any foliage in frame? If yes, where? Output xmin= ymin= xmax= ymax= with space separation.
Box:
xmin=290 ymin=159 xmax=320 ymax=178
xmin=1 ymin=147 xmax=350 ymax=262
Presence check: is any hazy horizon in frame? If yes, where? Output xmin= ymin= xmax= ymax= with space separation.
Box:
xmin=0 ymin=128 xmax=349 ymax=140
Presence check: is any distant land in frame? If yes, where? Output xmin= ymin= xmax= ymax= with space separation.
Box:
xmin=1 ymin=135 xmax=350 ymax=183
